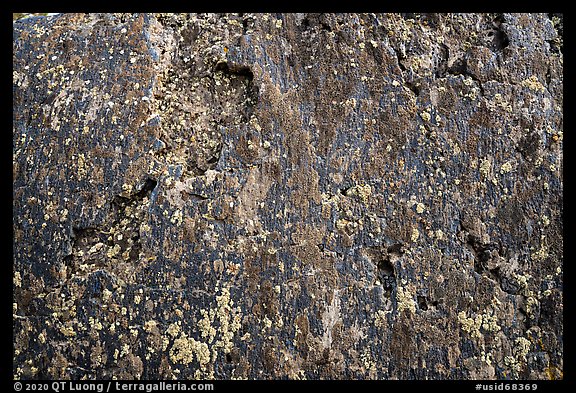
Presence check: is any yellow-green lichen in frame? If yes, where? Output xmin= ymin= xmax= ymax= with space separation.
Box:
xmin=166 ymin=322 xmax=181 ymax=338
xmin=435 ymin=229 xmax=445 ymax=240
xmin=514 ymin=337 xmax=531 ymax=361
xmin=374 ymin=310 xmax=389 ymax=328
xmin=458 ymin=310 xmax=500 ymax=339
xmin=144 ymin=320 xmax=157 ymax=333
xmin=458 ymin=311 xmax=483 ymax=340
xmin=59 ymin=325 xmax=76 ymax=337
xmin=336 ymin=218 xmax=350 ymax=231
xmin=531 ymin=243 xmax=549 ymax=261
xmin=169 ymin=334 xmax=210 ymax=368
xmin=420 ymin=111 xmax=431 ymax=122
xmin=396 ymin=285 xmax=416 ymax=314
xmin=480 ymin=313 xmax=501 ymax=333
xmin=526 ymin=296 xmax=540 ymax=316
xmin=213 ymin=285 xmax=242 ymax=354
xmin=500 ymin=161 xmax=513 ymax=174
xmin=479 ymin=158 xmax=491 ymax=178
xmin=198 ymin=310 xmax=217 ymax=343
xmin=504 ymin=336 xmax=533 ymax=375
xmin=410 ymin=227 xmax=419 ymax=242
xmin=262 ymin=315 xmax=273 ymax=330
xmin=345 ymin=183 xmax=372 ymax=203
xmin=416 ymin=202 xmax=426 ymax=214
xmin=521 ymin=75 xmax=546 ymax=92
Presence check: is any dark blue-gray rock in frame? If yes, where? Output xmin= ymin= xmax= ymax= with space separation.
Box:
xmin=13 ymin=13 xmax=563 ymax=380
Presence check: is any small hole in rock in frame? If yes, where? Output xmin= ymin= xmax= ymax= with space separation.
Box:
xmin=417 ymin=296 xmax=428 ymax=311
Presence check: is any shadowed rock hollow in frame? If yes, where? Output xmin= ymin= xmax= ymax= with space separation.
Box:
xmin=13 ymin=13 xmax=563 ymax=380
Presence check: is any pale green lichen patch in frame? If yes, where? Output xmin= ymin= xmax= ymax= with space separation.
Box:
xmin=213 ymin=285 xmax=242 ymax=354
xmin=521 ymin=75 xmax=546 ymax=92
xmin=166 ymin=322 xmax=181 ymax=338
xmin=458 ymin=311 xmax=483 ymax=340
xmin=198 ymin=310 xmax=217 ymax=343
xmin=458 ymin=309 xmax=501 ymax=339
xmin=169 ymin=334 xmax=211 ymax=368
xmin=420 ymin=110 xmax=431 ymax=122
xmin=500 ymin=161 xmax=513 ymax=174
xmin=396 ymin=285 xmax=416 ymax=314
xmin=516 ymin=336 xmax=531 ymax=359
xmin=344 ymin=183 xmax=372 ymax=203
xmin=410 ymin=227 xmax=420 ymax=242
xmin=416 ymin=202 xmax=426 ymax=214
xmin=374 ymin=310 xmax=389 ymax=328
xmin=479 ymin=158 xmax=491 ymax=178
xmin=504 ymin=336 xmax=533 ymax=376
xmin=531 ymin=243 xmax=549 ymax=261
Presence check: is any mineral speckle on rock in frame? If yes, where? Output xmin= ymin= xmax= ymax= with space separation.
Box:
xmin=13 ymin=13 xmax=563 ymax=380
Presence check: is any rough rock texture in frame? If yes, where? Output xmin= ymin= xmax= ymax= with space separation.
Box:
xmin=13 ymin=13 xmax=563 ymax=380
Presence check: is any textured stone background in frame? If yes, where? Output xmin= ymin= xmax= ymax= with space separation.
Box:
xmin=13 ymin=13 xmax=563 ymax=380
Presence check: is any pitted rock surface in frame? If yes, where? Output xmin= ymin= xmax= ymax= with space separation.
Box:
xmin=13 ymin=13 xmax=563 ymax=380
